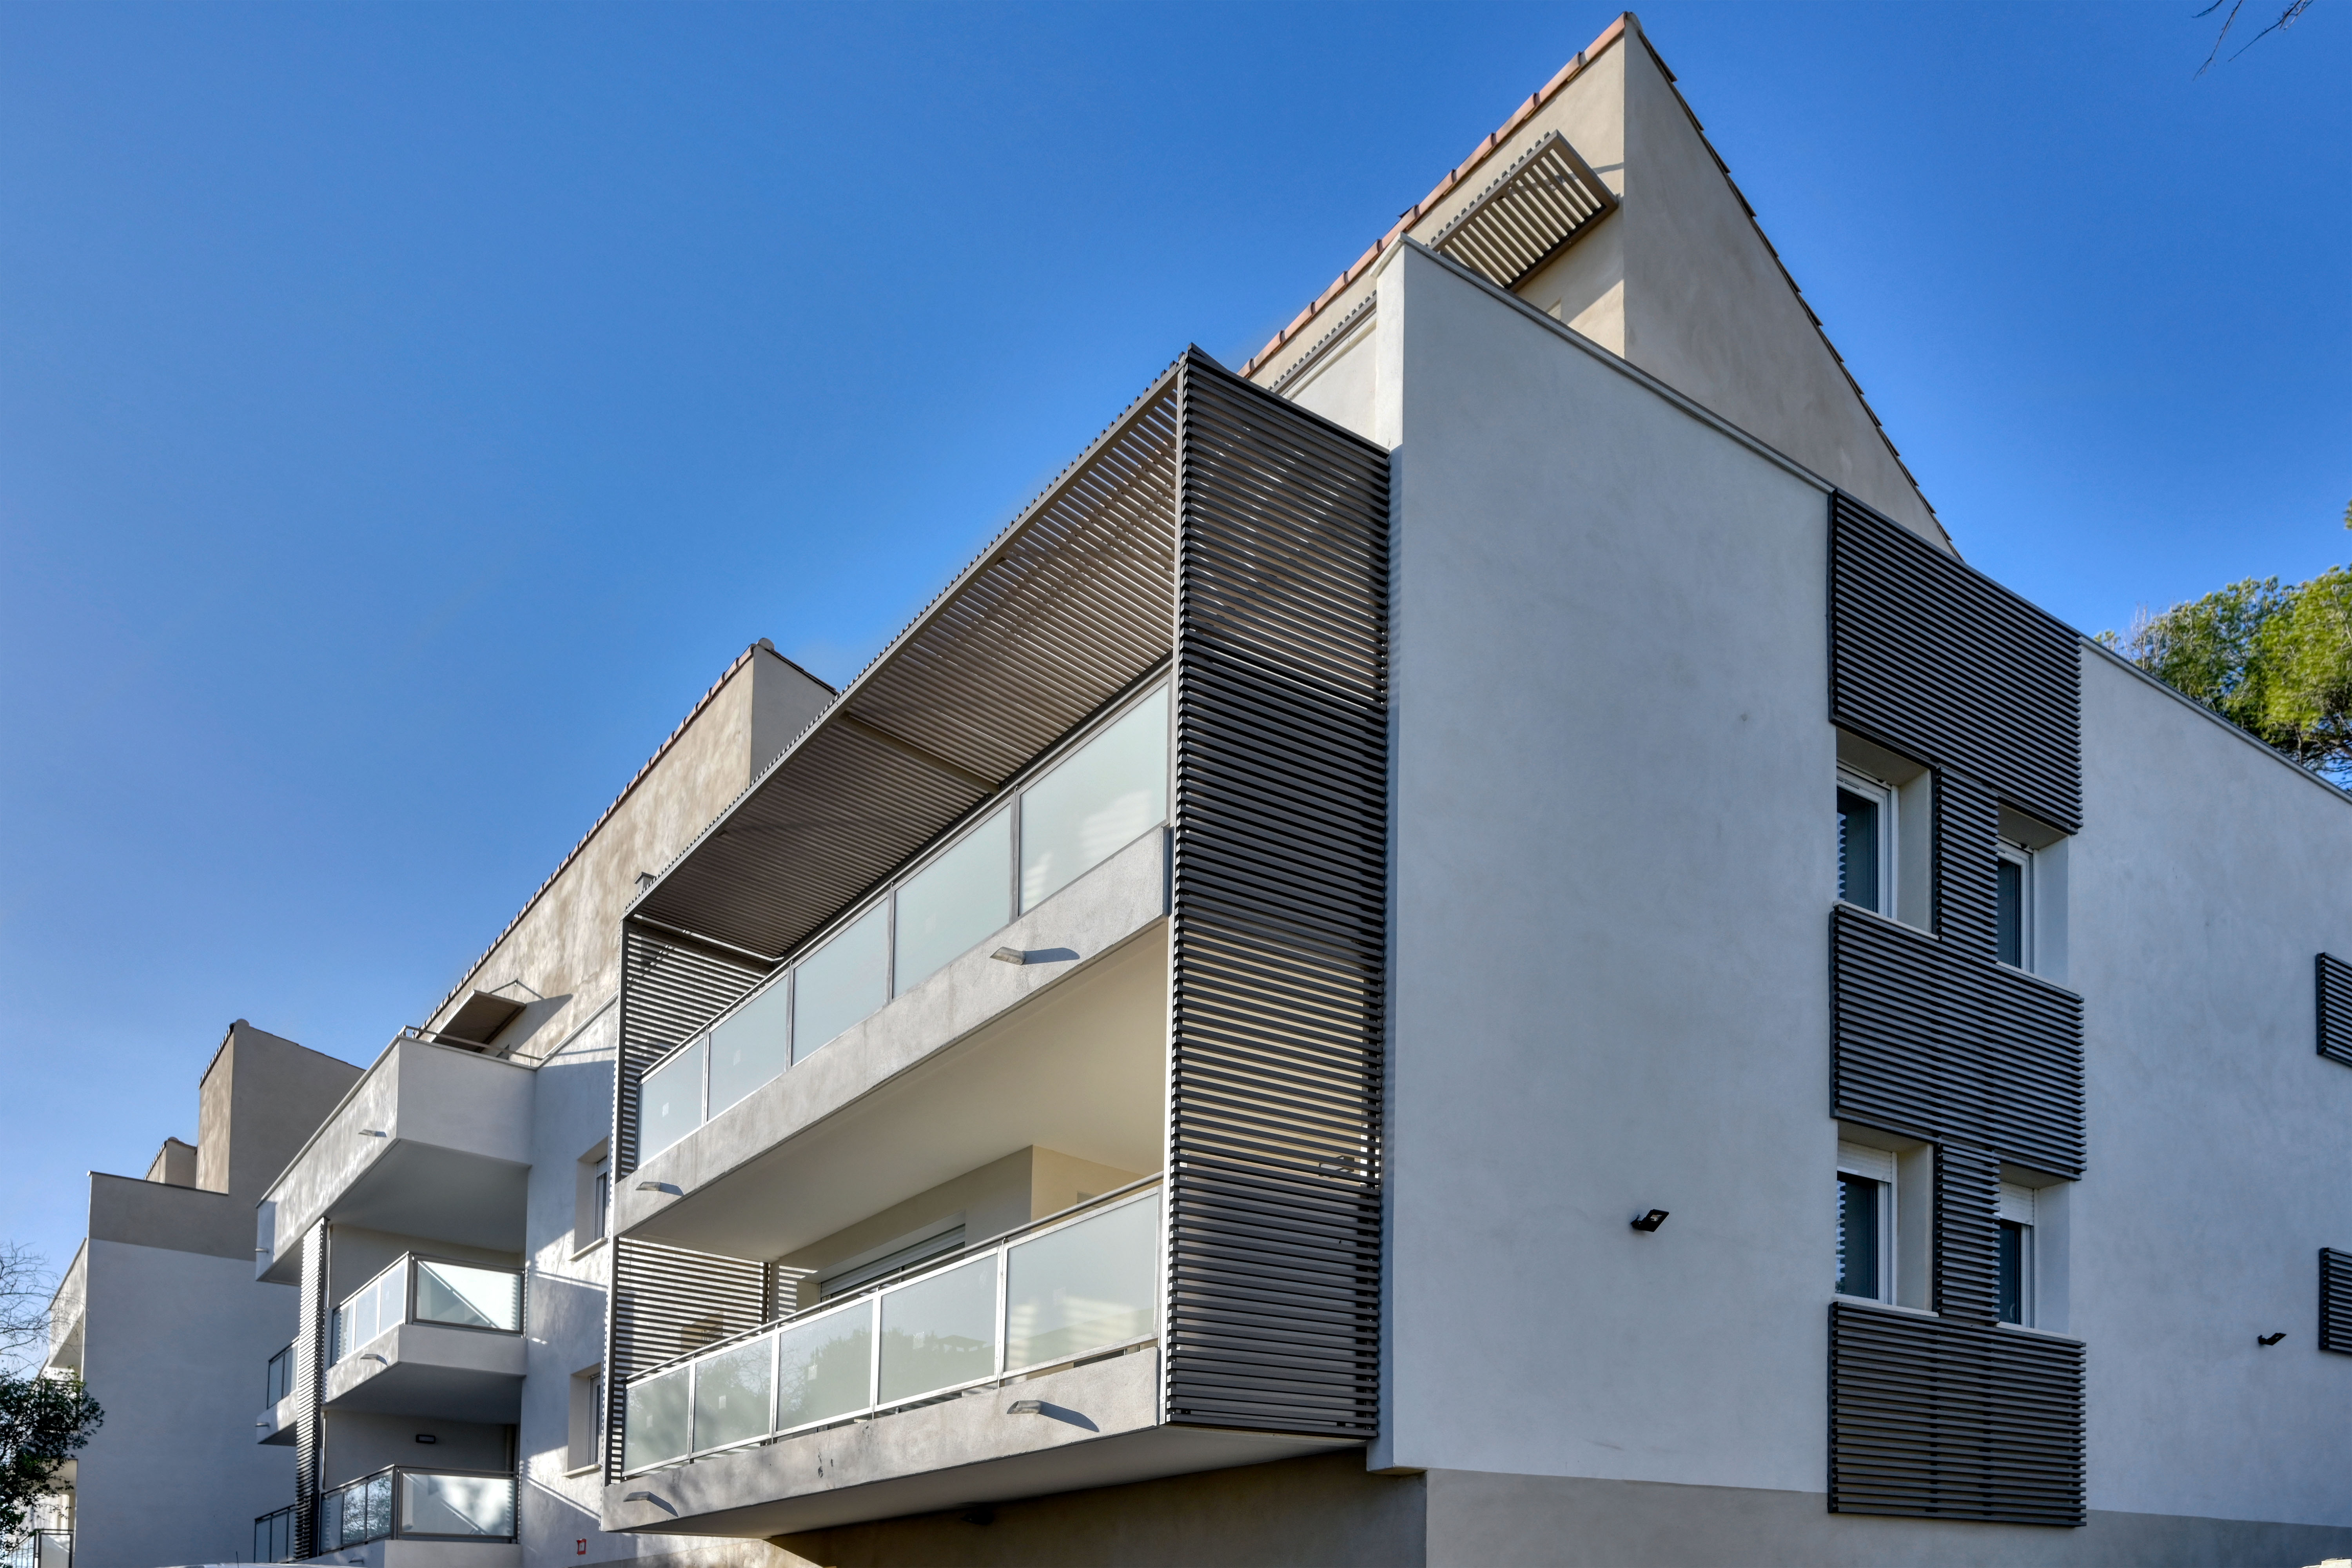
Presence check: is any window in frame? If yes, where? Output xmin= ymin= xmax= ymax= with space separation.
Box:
xmin=567 ymin=1366 xmax=604 ymax=1473
xmin=1998 ymin=1182 xmax=2036 ymax=1325
xmin=574 ymin=1143 xmax=610 ymax=1248
xmin=1836 ymin=1142 xmax=1895 ymax=1301
xmin=1837 ymin=770 xmax=1895 ymax=915
xmin=1996 ymin=841 xmax=2033 ymax=969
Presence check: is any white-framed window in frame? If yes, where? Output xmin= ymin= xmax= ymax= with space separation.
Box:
xmin=1998 ymin=1181 xmax=2036 ymax=1326
xmin=567 ymin=1364 xmax=603 ymax=1473
xmin=1835 ymin=1142 xmax=1896 ymax=1301
xmin=1837 ymin=769 xmax=1896 ymax=916
xmin=1996 ymin=840 xmax=2034 ymax=971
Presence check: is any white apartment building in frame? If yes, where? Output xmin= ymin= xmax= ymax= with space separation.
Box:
xmin=36 ymin=13 xmax=2352 ymax=1568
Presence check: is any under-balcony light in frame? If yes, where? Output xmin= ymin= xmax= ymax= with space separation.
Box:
xmin=359 ymin=1129 xmax=388 ymax=1138
xmin=1630 ymin=1209 xmax=1670 ymax=1233
xmin=636 ymin=1180 xmax=680 ymax=1195
xmin=1006 ymin=1399 xmax=1044 ymax=1414
xmin=991 ymin=947 xmax=1027 ymax=965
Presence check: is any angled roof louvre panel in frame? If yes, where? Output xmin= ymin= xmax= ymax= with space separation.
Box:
xmin=1427 ymin=130 xmax=1617 ymax=291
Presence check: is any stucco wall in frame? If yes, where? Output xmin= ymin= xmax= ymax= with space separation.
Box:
xmin=425 ymin=650 xmax=829 ymax=1066
xmin=73 ymin=1240 xmax=299 ymax=1568
xmin=1376 ymin=241 xmax=1837 ymax=1488
xmin=2065 ymin=650 xmax=2352 ymax=1524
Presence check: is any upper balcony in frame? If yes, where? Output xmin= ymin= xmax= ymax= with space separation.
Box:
xmin=258 ymin=1036 xmax=533 ymax=1283
xmin=612 ymin=680 xmax=1174 ymax=1260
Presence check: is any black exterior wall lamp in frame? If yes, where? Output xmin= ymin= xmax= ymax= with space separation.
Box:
xmin=1630 ymin=1209 xmax=1670 ymax=1232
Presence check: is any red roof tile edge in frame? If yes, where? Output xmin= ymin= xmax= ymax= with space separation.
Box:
xmin=1240 ymin=13 xmax=1631 ymax=380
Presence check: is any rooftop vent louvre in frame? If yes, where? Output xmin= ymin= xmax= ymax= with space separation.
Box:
xmin=1428 ymin=129 xmax=1617 ymax=292
xmin=435 ymin=990 xmax=528 ymax=1052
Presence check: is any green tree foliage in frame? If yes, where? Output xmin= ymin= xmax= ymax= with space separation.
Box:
xmin=0 ymin=1373 xmax=101 ymax=1541
xmin=2104 ymin=555 xmax=2352 ymax=787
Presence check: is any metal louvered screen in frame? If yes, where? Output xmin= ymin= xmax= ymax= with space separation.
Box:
xmin=292 ymin=1222 xmax=328 ymax=1559
xmin=2319 ymin=955 xmax=2352 ymax=1069
xmin=1163 ymin=350 xmax=1389 ymax=1438
xmin=1830 ymin=493 xmax=2082 ymax=833
xmin=1830 ymin=1302 xmax=2085 ymax=1525
xmin=634 ymin=375 xmax=1181 ymax=960
xmin=604 ymin=1237 xmax=767 ymax=1482
xmin=1428 ymin=129 xmax=1618 ymax=290
xmin=2321 ymin=1249 xmax=2352 ymax=1354
xmin=615 ymin=926 xmax=769 ymax=1177
xmin=1933 ymin=1144 xmax=2001 ymax=1324
xmin=1831 ymin=908 xmax=2084 ymax=1177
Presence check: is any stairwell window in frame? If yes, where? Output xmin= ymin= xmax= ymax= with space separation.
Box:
xmin=1836 ymin=1142 xmax=1895 ymax=1301
xmin=1997 ymin=841 xmax=2034 ymax=970
xmin=1837 ymin=770 xmax=1894 ymax=916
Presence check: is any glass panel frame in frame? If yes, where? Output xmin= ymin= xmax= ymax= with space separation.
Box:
xmin=690 ymin=1332 xmax=777 ymax=1456
xmin=413 ymin=1258 xmax=523 ymax=1333
xmin=708 ymin=980 xmax=793 ymax=1117
xmin=638 ymin=1038 xmax=707 ymax=1162
xmin=1019 ymin=686 xmax=1169 ymax=911
xmin=773 ymin=1299 xmax=879 ymax=1437
xmin=398 ymin=1470 xmax=517 ymax=1539
xmin=1003 ymin=1191 xmax=1161 ymax=1376
xmin=791 ymin=904 xmax=889 ymax=1061
xmin=892 ymin=809 xmax=1013 ymax=993
xmin=622 ymin=1364 xmax=693 ymax=1474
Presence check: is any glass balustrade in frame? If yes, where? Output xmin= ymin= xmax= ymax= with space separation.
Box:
xmin=264 ymin=1341 xmax=293 ymax=1405
xmin=633 ymin=684 xmax=1169 ymax=1163
xmin=619 ymin=1185 xmax=1161 ymax=1475
xmin=332 ymin=1254 xmax=523 ymax=1361
xmin=317 ymin=1467 xmax=515 ymax=1547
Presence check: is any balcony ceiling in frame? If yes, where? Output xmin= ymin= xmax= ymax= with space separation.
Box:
xmin=631 ymin=360 xmax=1185 ymax=962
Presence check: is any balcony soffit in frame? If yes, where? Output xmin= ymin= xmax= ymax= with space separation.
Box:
xmin=631 ymin=358 xmax=1187 ymax=962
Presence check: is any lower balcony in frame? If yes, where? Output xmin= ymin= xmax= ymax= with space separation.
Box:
xmin=601 ymin=1181 xmax=1355 ymax=1535
xmin=314 ymin=1466 xmax=518 ymax=1564
xmin=0 ymin=1533 xmax=69 ymax=1568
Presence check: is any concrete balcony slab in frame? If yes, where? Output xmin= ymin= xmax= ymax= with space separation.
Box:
xmin=324 ymin=1322 xmax=527 ymax=1424
xmin=259 ymin=1040 xmax=533 ymax=1282
xmin=600 ymin=1348 xmax=1355 ymax=1537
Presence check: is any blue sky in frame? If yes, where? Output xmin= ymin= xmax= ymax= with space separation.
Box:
xmin=2 ymin=2 xmax=2343 ymax=1281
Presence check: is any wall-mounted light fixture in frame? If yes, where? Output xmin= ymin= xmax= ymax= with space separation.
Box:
xmin=414 ymin=1433 xmax=438 ymax=1444
xmin=359 ymin=1129 xmax=388 ymax=1139
xmin=2259 ymin=1332 xmax=2287 ymax=1346
xmin=636 ymin=1180 xmax=680 ymax=1195
xmin=991 ymin=947 xmax=1027 ymax=965
xmin=1630 ymin=1209 xmax=1670 ymax=1232
xmin=1006 ymin=1399 xmax=1044 ymax=1414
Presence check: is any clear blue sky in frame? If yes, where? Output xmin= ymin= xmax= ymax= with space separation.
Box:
xmin=2 ymin=2 xmax=2344 ymax=1281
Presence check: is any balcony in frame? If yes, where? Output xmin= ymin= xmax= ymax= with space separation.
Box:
xmin=258 ymin=1037 xmax=532 ymax=1283
xmin=322 ymin=1255 xmax=526 ymax=1422
xmin=256 ymin=1342 xmax=297 ymax=1445
xmin=0 ymin=1534 xmax=69 ymax=1568
xmin=317 ymin=1466 xmax=517 ymax=1554
xmin=605 ymin=1182 xmax=1323 ymax=1534
xmin=615 ymin=684 xmax=1172 ymax=1258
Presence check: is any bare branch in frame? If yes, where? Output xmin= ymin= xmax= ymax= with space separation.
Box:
xmin=0 ymin=1244 xmax=52 ymax=1373
xmin=2198 ymin=0 xmax=2318 ymax=74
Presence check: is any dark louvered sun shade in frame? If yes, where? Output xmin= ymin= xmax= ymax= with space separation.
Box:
xmin=1830 ymin=1301 xmax=2085 ymax=1526
xmin=1163 ymin=354 xmax=1389 ymax=1437
xmin=2318 ymin=954 xmax=2352 ymax=1069
xmin=1830 ymin=493 xmax=2081 ymax=833
xmin=2320 ymin=1249 xmax=2352 ymax=1355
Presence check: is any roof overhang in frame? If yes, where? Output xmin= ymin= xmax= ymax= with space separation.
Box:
xmin=629 ymin=360 xmax=1184 ymax=962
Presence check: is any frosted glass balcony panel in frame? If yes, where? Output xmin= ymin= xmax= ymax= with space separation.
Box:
xmin=1004 ymin=1192 xmax=1161 ymax=1373
xmin=1020 ymin=688 xmax=1167 ymax=910
xmin=791 ymin=905 xmax=888 ymax=1061
xmin=776 ymin=1305 xmax=874 ymax=1431
xmin=624 ymin=1366 xmax=691 ymax=1472
xmin=334 ymin=1261 xmax=406 ymax=1361
xmin=692 ymin=1335 xmax=774 ymax=1453
xmin=709 ymin=981 xmax=792 ymax=1116
xmin=638 ymin=1040 xmax=705 ymax=1161
xmin=877 ymin=1256 xmax=998 ymax=1404
xmin=414 ymin=1260 xmax=521 ymax=1333
xmin=399 ymin=1471 xmax=513 ymax=1537
xmin=893 ymin=811 xmax=1012 ymax=992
